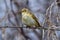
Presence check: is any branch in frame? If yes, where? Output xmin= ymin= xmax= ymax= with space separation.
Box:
xmin=0 ymin=26 xmax=60 ymax=31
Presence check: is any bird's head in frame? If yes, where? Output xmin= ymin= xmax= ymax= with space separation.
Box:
xmin=21 ymin=8 xmax=29 ymax=12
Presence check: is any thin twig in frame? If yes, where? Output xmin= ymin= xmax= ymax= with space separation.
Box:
xmin=0 ymin=26 xmax=60 ymax=30
xmin=0 ymin=0 xmax=8 ymax=24
xmin=10 ymin=0 xmax=20 ymax=26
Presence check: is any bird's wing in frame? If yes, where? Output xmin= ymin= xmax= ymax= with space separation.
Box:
xmin=29 ymin=12 xmax=41 ymax=27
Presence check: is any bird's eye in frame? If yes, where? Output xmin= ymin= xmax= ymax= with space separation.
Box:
xmin=24 ymin=10 xmax=27 ymax=12
xmin=22 ymin=9 xmax=26 ymax=12
xmin=21 ymin=8 xmax=29 ymax=12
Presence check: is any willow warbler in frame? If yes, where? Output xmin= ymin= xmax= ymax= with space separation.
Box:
xmin=21 ymin=8 xmax=41 ymax=27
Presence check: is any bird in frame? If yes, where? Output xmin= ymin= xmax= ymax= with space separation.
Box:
xmin=20 ymin=8 xmax=41 ymax=27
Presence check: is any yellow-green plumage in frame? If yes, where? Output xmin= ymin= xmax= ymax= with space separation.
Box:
xmin=21 ymin=8 xmax=41 ymax=27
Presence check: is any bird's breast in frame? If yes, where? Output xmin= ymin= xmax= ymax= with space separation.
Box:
xmin=22 ymin=12 xmax=36 ymax=26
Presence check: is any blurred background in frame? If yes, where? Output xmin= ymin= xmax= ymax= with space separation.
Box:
xmin=0 ymin=0 xmax=60 ymax=40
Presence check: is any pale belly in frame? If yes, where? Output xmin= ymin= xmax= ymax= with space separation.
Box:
xmin=22 ymin=13 xmax=36 ymax=26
